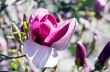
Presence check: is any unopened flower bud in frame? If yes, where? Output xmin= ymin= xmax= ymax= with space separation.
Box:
xmin=25 ymin=66 xmax=30 ymax=72
xmin=95 ymin=40 xmax=110 ymax=71
xmin=75 ymin=41 xmax=86 ymax=67
xmin=11 ymin=23 xmax=23 ymax=44
xmin=21 ymin=14 xmax=29 ymax=36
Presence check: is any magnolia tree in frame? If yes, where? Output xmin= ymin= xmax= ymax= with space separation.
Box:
xmin=0 ymin=0 xmax=110 ymax=72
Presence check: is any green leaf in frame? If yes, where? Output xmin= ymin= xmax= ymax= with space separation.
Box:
xmin=10 ymin=63 xmax=17 ymax=70
xmin=68 ymin=43 xmax=76 ymax=55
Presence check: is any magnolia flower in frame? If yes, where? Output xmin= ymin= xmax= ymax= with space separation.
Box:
xmin=75 ymin=41 xmax=91 ymax=72
xmin=23 ymin=8 xmax=78 ymax=68
xmin=95 ymin=40 xmax=110 ymax=70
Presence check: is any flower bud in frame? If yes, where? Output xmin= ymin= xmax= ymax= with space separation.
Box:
xmin=93 ymin=31 xmax=101 ymax=40
xmin=75 ymin=41 xmax=86 ymax=67
xmin=25 ymin=66 xmax=30 ymax=72
xmin=95 ymin=41 xmax=110 ymax=70
xmin=20 ymin=14 xmax=28 ymax=36
xmin=11 ymin=23 xmax=23 ymax=44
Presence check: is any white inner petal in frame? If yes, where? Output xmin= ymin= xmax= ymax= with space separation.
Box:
xmin=44 ymin=48 xmax=59 ymax=67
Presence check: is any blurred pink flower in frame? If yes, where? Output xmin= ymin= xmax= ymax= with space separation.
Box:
xmin=0 ymin=36 xmax=8 ymax=70
xmin=15 ymin=4 xmax=23 ymax=22
xmin=95 ymin=0 xmax=107 ymax=15
xmin=93 ymin=31 xmax=101 ymax=40
xmin=79 ymin=17 xmax=90 ymax=28
xmin=23 ymin=8 xmax=78 ymax=68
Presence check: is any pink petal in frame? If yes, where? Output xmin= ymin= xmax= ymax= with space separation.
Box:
xmin=29 ymin=16 xmax=40 ymax=41
xmin=34 ymin=8 xmax=49 ymax=21
xmin=47 ymin=14 xmax=57 ymax=28
xmin=40 ymin=15 xmax=48 ymax=22
xmin=31 ymin=22 xmax=50 ymax=44
xmin=40 ymin=14 xmax=57 ymax=28
xmin=39 ymin=23 xmax=50 ymax=44
xmin=51 ymin=18 xmax=78 ymax=51
xmin=24 ymin=39 xmax=58 ymax=68
xmin=31 ymin=20 xmax=40 ymax=30
xmin=44 ymin=22 xmax=69 ymax=46
xmin=30 ymin=21 xmax=41 ymax=43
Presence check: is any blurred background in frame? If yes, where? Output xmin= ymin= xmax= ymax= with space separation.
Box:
xmin=0 ymin=0 xmax=110 ymax=72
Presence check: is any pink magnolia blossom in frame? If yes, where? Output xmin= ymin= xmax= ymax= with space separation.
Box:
xmin=23 ymin=8 xmax=78 ymax=68
xmin=95 ymin=0 xmax=107 ymax=15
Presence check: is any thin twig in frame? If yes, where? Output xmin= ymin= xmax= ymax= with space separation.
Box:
xmin=0 ymin=54 xmax=26 ymax=62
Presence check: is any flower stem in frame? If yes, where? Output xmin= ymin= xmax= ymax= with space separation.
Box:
xmin=42 ymin=67 xmax=46 ymax=72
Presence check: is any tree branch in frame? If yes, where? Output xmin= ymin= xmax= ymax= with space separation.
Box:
xmin=0 ymin=54 xmax=26 ymax=62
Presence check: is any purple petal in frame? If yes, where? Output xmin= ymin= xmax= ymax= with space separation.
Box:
xmin=40 ymin=14 xmax=57 ymax=28
xmin=31 ymin=22 xmax=50 ymax=44
xmin=19 ymin=22 xmax=24 ymax=32
xmin=47 ymin=14 xmax=57 ymax=28
xmin=51 ymin=18 xmax=78 ymax=51
xmin=39 ymin=23 xmax=50 ymax=44
xmin=98 ymin=40 xmax=110 ymax=65
xmin=24 ymin=39 xmax=58 ymax=68
xmin=29 ymin=15 xmax=34 ymax=24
